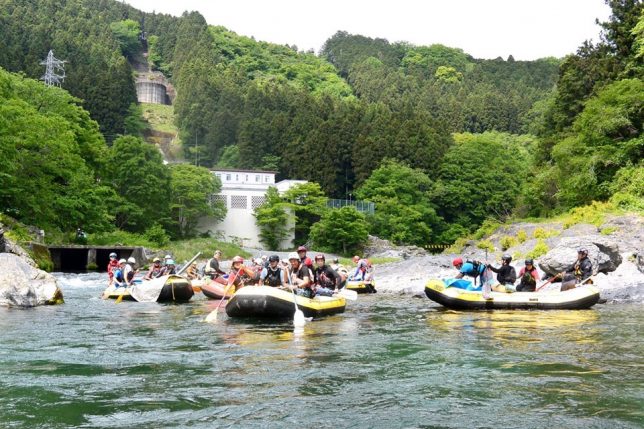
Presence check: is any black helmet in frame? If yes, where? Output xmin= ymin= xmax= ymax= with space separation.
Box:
xmin=525 ymin=258 xmax=534 ymax=265
xmin=269 ymin=255 xmax=279 ymax=263
xmin=501 ymin=254 xmax=512 ymax=263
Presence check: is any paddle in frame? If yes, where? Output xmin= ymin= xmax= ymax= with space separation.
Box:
xmin=287 ymin=267 xmax=306 ymax=328
xmin=177 ymin=252 xmax=201 ymax=276
xmin=536 ymin=275 xmax=558 ymax=292
xmin=114 ymin=287 xmax=126 ymax=304
xmin=204 ymin=267 xmax=242 ymax=323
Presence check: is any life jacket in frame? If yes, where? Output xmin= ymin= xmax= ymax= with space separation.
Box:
xmin=465 ymin=260 xmax=486 ymax=276
xmin=114 ymin=269 xmax=124 ymax=282
xmin=263 ymin=267 xmax=282 ymax=287
xmin=149 ymin=265 xmax=163 ymax=278
xmin=125 ymin=264 xmax=135 ymax=282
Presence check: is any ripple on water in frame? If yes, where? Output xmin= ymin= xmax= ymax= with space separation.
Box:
xmin=0 ymin=276 xmax=642 ymax=428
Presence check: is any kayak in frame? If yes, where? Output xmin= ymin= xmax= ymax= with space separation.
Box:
xmin=346 ymin=280 xmax=377 ymax=294
xmin=425 ymin=279 xmax=600 ymax=310
xmin=225 ymin=286 xmax=346 ymax=319
xmin=200 ymin=279 xmax=235 ymax=300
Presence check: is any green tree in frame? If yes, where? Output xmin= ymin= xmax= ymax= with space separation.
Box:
xmin=0 ymin=69 xmax=113 ymax=232
xmin=254 ymin=187 xmax=291 ymax=250
xmin=432 ymin=132 xmax=533 ymax=232
xmin=169 ymin=163 xmax=225 ymax=238
xmin=310 ymin=206 xmax=369 ymax=254
xmin=355 ymin=159 xmax=443 ymax=245
xmin=104 ymin=135 xmax=171 ymax=232
xmin=110 ymin=19 xmax=141 ymax=58
xmin=283 ymin=182 xmax=329 ymax=245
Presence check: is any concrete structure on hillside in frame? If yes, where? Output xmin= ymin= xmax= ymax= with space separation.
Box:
xmin=136 ymin=77 xmax=169 ymax=104
xmin=197 ymin=169 xmax=306 ymax=249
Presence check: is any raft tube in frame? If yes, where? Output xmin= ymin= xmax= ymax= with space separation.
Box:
xmin=225 ymin=286 xmax=346 ymax=319
xmin=345 ymin=280 xmax=377 ymax=294
xmin=425 ymin=279 xmax=600 ymax=310
xmin=200 ymin=280 xmax=234 ymax=300
xmin=102 ymin=275 xmax=194 ymax=302
xmin=102 ymin=285 xmax=135 ymax=301
xmin=156 ymin=275 xmax=194 ymax=302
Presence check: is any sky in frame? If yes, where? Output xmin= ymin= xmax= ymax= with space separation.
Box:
xmin=124 ymin=0 xmax=612 ymax=60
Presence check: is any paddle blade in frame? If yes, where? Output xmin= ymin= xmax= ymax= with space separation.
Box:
xmin=338 ymin=289 xmax=357 ymax=301
xmin=293 ymin=309 xmax=306 ymax=327
xmin=204 ymin=309 xmax=219 ymax=323
xmin=115 ymin=291 xmax=124 ymax=304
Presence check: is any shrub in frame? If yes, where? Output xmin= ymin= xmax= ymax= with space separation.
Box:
xmin=477 ymin=240 xmax=495 ymax=252
xmin=500 ymin=235 xmax=518 ymax=250
xmin=473 ymin=219 xmax=501 ymax=240
xmin=527 ymin=239 xmax=549 ymax=259
xmin=144 ymin=223 xmax=170 ymax=247
xmin=562 ymin=201 xmax=614 ymax=229
xmin=533 ymin=227 xmax=560 ymax=239
xmin=516 ymin=229 xmax=528 ymax=243
xmin=600 ymin=226 xmax=618 ymax=235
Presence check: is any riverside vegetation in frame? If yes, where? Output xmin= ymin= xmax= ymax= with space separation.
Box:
xmin=0 ymin=0 xmax=642 ymax=259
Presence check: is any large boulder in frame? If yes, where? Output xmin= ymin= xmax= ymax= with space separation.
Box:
xmin=0 ymin=253 xmax=63 ymax=307
xmin=539 ymin=236 xmax=622 ymax=276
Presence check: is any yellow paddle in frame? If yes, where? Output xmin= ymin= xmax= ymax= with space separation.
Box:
xmin=114 ymin=287 xmax=126 ymax=304
xmin=204 ymin=268 xmax=242 ymax=323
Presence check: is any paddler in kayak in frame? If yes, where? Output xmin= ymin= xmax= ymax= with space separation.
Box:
xmin=286 ymin=252 xmax=314 ymax=298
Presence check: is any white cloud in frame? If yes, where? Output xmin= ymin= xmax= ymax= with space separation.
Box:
xmin=125 ymin=0 xmax=611 ymax=60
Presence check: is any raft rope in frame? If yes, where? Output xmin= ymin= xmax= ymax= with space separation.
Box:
xmin=171 ymin=279 xmax=176 ymax=301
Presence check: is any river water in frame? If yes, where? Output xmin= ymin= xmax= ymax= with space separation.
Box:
xmin=0 ymin=273 xmax=642 ymax=429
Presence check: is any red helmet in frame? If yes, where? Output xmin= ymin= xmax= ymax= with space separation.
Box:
xmin=232 ymin=256 xmax=244 ymax=264
xmin=452 ymin=257 xmax=463 ymax=267
xmin=304 ymin=257 xmax=313 ymax=266
xmin=297 ymin=245 xmax=307 ymax=252
xmin=315 ymin=254 xmax=325 ymax=261
xmin=352 ymin=255 xmax=360 ymax=263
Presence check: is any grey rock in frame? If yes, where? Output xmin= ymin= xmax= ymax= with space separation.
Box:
xmin=538 ymin=236 xmax=621 ymax=276
xmin=637 ymin=252 xmax=644 ymax=275
xmin=0 ymin=253 xmax=63 ymax=307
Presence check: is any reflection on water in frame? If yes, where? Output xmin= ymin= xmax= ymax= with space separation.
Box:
xmin=0 ymin=273 xmax=641 ymax=429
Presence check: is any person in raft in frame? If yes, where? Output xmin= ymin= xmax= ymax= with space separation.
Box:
xmin=349 ymin=255 xmax=370 ymax=281
xmin=452 ymin=257 xmax=495 ymax=298
xmin=204 ymin=250 xmax=225 ymax=280
xmin=113 ymin=259 xmax=127 ymax=288
xmin=107 ymin=252 xmax=119 ymax=285
xmin=225 ymin=256 xmax=257 ymax=291
xmin=559 ymin=248 xmax=593 ymax=291
xmin=488 ymin=254 xmax=517 ymax=292
xmin=313 ymin=254 xmax=342 ymax=296
xmin=286 ymin=252 xmax=314 ymax=298
xmin=123 ymin=257 xmax=138 ymax=287
xmin=259 ymin=255 xmax=286 ymax=287
xmin=144 ymin=257 xmax=164 ymax=280
xmin=516 ymin=258 xmax=540 ymax=292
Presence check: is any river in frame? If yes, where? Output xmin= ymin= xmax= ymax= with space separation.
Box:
xmin=0 ymin=273 xmax=642 ymax=428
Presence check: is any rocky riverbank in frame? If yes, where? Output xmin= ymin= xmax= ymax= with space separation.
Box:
xmin=368 ymin=214 xmax=644 ymax=304
xmin=0 ymin=225 xmax=64 ymax=307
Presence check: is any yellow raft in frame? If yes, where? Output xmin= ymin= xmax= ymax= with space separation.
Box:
xmin=225 ymin=286 xmax=346 ymax=319
xmin=345 ymin=280 xmax=377 ymax=294
xmin=425 ymin=279 xmax=600 ymax=310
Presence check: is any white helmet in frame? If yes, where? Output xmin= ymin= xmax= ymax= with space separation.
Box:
xmin=288 ymin=252 xmax=299 ymax=261
xmin=118 ymin=259 xmax=126 ymax=264
xmin=164 ymin=254 xmax=172 ymax=260
xmin=127 ymin=257 xmax=136 ymax=264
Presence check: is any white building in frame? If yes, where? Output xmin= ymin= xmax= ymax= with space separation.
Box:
xmin=197 ymin=168 xmax=306 ymax=249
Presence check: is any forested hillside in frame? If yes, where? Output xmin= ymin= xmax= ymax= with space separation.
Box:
xmin=0 ymin=0 xmax=641 ymax=250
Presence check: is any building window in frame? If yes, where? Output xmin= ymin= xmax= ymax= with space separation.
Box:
xmin=226 ymin=174 xmax=231 ymax=181
xmin=264 ymin=175 xmax=269 ymax=183
xmin=211 ymin=194 xmax=227 ymax=208
xmin=251 ymin=196 xmax=266 ymax=209
xmin=230 ymin=195 xmax=247 ymax=209
xmin=215 ymin=173 xmax=221 ymax=180
xmin=235 ymin=174 xmax=239 ymax=181
xmin=245 ymin=175 xmax=249 ymax=181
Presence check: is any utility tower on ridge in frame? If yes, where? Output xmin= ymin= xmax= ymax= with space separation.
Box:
xmin=40 ymin=50 xmax=66 ymax=87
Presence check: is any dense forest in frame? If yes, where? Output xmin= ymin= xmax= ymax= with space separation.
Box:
xmin=0 ymin=0 xmax=641 ymax=251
